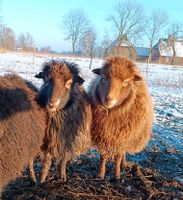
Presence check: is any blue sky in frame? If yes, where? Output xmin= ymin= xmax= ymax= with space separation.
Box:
xmin=1 ymin=0 xmax=183 ymax=52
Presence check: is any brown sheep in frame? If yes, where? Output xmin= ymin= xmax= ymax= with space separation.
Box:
xmin=0 ymin=74 xmax=46 ymax=192
xmin=88 ymin=56 xmax=153 ymax=179
xmin=35 ymin=60 xmax=92 ymax=182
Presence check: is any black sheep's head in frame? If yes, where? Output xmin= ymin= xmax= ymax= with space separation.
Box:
xmin=35 ymin=60 xmax=84 ymax=113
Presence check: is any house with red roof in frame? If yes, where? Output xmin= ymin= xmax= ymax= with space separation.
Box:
xmin=152 ymin=35 xmax=183 ymax=65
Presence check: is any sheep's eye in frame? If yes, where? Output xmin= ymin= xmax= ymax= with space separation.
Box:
xmin=101 ymin=77 xmax=106 ymax=82
xmin=122 ymin=80 xmax=129 ymax=87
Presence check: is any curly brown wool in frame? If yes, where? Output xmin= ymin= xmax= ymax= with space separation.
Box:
xmin=88 ymin=56 xmax=154 ymax=179
xmin=0 ymin=74 xmax=47 ymax=192
xmin=36 ymin=60 xmax=92 ymax=183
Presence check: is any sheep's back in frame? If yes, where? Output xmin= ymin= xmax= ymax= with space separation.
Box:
xmin=0 ymin=74 xmax=46 ymax=189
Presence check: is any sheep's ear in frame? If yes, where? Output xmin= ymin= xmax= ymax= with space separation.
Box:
xmin=92 ymin=68 xmax=101 ymax=75
xmin=65 ymin=79 xmax=73 ymax=89
xmin=76 ymin=75 xmax=85 ymax=85
xmin=134 ymin=75 xmax=142 ymax=81
xmin=35 ymin=72 xmax=44 ymax=79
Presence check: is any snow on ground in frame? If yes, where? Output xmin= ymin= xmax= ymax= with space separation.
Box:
xmin=0 ymin=52 xmax=183 ymax=182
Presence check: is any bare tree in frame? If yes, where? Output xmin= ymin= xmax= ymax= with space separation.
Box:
xmin=80 ymin=27 xmax=97 ymax=69
xmin=17 ymin=32 xmax=35 ymax=51
xmin=100 ymin=33 xmax=113 ymax=58
xmin=62 ymin=9 xmax=89 ymax=54
xmin=108 ymin=0 xmax=145 ymax=52
xmin=167 ymin=22 xmax=183 ymax=65
xmin=145 ymin=9 xmax=168 ymax=62
xmin=0 ymin=24 xmax=16 ymax=50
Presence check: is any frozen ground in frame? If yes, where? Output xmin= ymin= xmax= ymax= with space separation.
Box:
xmin=0 ymin=52 xmax=183 ymax=199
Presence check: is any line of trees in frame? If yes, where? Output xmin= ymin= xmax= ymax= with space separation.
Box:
xmin=0 ymin=0 xmax=182 ymax=61
xmin=0 ymin=24 xmax=35 ymax=51
xmin=61 ymin=0 xmax=183 ymax=60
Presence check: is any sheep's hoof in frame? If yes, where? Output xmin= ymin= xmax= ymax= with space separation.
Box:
xmin=114 ymin=175 xmax=121 ymax=180
xmin=32 ymin=178 xmax=37 ymax=184
xmin=31 ymin=176 xmax=37 ymax=184
xmin=97 ymin=174 xmax=105 ymax=180
xmin=121 ymin=161 xmax=127 ymax=169
xmin=60 ymin=175 xmax=67 ymax=182
xmin=40 ymin=179 xmax=44 ymax=184
xmin=39 ymin=176 xmax=46 ymax=184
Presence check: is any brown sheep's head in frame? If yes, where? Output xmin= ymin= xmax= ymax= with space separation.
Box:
xmin=35 ymin=60 xmax=84 ymax=113
xmin=92 ymin=57 xmax=142 ymax=109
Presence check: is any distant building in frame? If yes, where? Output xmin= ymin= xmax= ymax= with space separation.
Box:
xmin=135 ymin=47 xmax=150 ymax=63
xmin=108 ymin=36 xmax=150 ymax=63
xmin=152 ymin=35 xmax=183 ymax=65
xmin=108 ymin=35 xmax=136 ymax=60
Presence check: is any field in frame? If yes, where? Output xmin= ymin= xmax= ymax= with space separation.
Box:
xmin=0 ymin=52 xmax=183 ymax=199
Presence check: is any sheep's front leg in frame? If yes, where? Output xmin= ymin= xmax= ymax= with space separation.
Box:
xmin=60 ymin=155 xmax=68 ymax=182
xmin=29 ymin=160 xmax=36 ymax=183
xmin=114 ymin=153 xmax=123 ymax=179
xmin=121 ymin=151 xmax=127 ymax=169
xmin=98 ymin=154 xmax=107 ymax=179
xmin=40 ymin=153 xmax=52 ymax=183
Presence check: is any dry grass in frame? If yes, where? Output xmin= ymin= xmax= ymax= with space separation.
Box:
xmin=1 ymin=156 xmax=183 ymax=200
